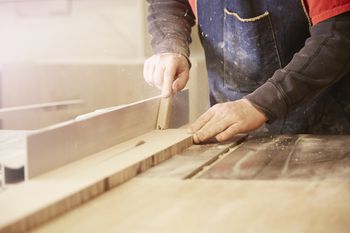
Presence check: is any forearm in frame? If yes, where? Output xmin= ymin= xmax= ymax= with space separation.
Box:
xmin=245 ymin=12 xmax=350 ymax=122
xmin=147 ymin=0 xmax=196 ymax=58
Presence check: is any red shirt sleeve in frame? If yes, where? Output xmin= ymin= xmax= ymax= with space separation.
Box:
xmin=188 ymin=0 xmax=196 ymax=15
xmin=306 ymin=0 xmax=350 ymax=24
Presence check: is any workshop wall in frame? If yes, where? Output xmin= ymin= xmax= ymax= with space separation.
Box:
xmin=0 ymin=0 xmax=208 ymax=130
xmin=0 ymin=0 xmax=148 ymax=60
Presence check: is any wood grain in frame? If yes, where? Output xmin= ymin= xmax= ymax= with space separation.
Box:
xmin=0 ymin=129 xmax=192 ymax=233
xmin=280 ymin=135 xmax=350 ymax=180
xmin=141 ymin=135 xmax=247 ymax=179
xmin=31 ymin=178 xmax=350 ymax=233
xmin=157 ymin=97 xmax=173 ymax=130
xmin=199 ymin=135 xmax=350 ymax=180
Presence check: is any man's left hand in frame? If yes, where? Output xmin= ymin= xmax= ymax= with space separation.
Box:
xmin=189 ymin=99 xmax=268 ymax=143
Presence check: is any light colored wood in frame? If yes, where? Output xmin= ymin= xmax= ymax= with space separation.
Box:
xmin=157 ymin=97 xmax=173 ymax=130
xmin=30 ymin=178 xmax=350 ymax=233
xmin=26 ymin=90 xmax=189 ymax=178
xmin=0 ymin=129 xmax=193 ymax=233
xmin=141 ymin=135 xmax=247 ymax=179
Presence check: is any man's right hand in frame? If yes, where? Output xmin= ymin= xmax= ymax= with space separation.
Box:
xmin=143 ymin=53 xmax=190 ymax=97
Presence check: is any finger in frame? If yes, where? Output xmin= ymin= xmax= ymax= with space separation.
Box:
xmin=163 ymin=61 xmax=177 ymax=97
xmin=188 ymin=109 xmax=214 ymax=133
xmin=192 ymin=134 xmax=218 ymax=144
xmin=193 ymin=133 xmax=201 ymax=144
xmin=215 ymin=123 xmax=241 ymax=142
xmin=194 ymin=118 xmax=230 ymax=143
xmin=154 ymin=65 xmax=165 ymax=90
xmin=172 ymin=70 xmax=189 ymax=93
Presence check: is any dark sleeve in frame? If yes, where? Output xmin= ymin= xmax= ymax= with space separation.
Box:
xmin=245 ymin=12 xmax=350 ymax=122
xmin=147 ymin=0 xmax=196 ymax=58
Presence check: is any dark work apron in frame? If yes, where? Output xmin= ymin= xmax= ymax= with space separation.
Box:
xmin=197 ymin=0 xmax=350 ymax=134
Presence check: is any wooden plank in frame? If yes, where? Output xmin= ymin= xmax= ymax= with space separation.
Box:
xmin=141 ymin=135 xmax=247 ymax=179
xmin=157 ymin=97 xmax=173 ymax=130
xmin=26 ymin=90 xmax=189 ymax=178
xmin=31 ymin=178 xmax=350 ymax=233
xmin=0 ymin=129 xmax=192 ymax=233
xmin=141 ymin=143 xmax=232 ymax=179
xmin=199 ymin=135 xmax=350 ymax=180
xmin=197 ymin=135 xmax=291 ymax=179
xmin=254 ymin=135 xmax=299 ymax=179
xmin=280 ymin=135 xmax=350 ymax=180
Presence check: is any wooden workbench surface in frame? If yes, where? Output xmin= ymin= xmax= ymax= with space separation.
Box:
xmin=32 ymin=178 xmax=350 ymax=233
xmin=28 ymin=134 xmax=350 ymax=233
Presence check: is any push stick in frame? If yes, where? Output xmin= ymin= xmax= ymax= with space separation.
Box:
xmin=157 ymin=96 xmax=173 ymax=130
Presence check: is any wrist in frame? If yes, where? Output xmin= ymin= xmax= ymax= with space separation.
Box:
xmin=242 ymin=98 xmax=268 ymax=122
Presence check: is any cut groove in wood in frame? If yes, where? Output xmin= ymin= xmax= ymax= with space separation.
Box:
xmin=141 ymin=135 xmax=247 ymax=180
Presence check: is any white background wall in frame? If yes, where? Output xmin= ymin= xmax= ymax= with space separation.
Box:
xmin=0 ymin=0 xmax=149 ymax=61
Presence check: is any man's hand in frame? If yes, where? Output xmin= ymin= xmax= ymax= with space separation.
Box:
xmin=189 ymin=99 xmax=268 ymax=143
xmin=143 ymin=53 xmax=190 ymax=97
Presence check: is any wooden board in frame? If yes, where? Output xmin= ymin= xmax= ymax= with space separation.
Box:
xmin=157 ymin=97 xmax=173 ymax=130
xmin=30 ymin=178 xmax=350 ymax=233
xmin=26 ymin=90 xmax=189 ymax=178
xmin=0 ymin=129 xmax=192 ymax=233
xmin=198 ymin=135 xmax=350 ymax=180
xmin=141 ymin=135 xmax=247 ymax=179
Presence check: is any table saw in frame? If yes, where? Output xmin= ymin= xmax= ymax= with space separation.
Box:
xmin=0 ymin=90 xmax=349 ymax=233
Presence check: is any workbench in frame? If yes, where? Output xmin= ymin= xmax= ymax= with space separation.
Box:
xmin=29 ymin=134 xmax=350 ymax=233
xmin=0 ymin=92 xmax=349 ymax=233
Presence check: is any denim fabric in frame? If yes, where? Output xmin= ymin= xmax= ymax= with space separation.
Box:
xmin=197 ymin=0 xmax=350 ymax=134
xmin=223 ymin=9 xmax=280 ymax=92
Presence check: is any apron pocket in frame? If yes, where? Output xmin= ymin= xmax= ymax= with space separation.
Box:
xmin=224 ymin=8 xmax=281 ymax=93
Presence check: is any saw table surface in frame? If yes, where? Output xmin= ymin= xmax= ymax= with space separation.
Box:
xmin=28 ymin=134 xmax=350 ymax=233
